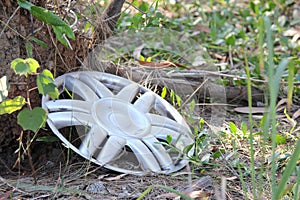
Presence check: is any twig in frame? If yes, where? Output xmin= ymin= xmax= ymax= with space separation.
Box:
xmin=46 ymin=24 xmax=70 ymax=71
xmin=26 ymin=132 xmax=37 ymax=185
xmin=181 ymin=78 xmax=208 ymax=108
xmin=0 ymin=157 xmax=17 ymax=175
xmin=0 ymin=6 xmax=20 ymax=38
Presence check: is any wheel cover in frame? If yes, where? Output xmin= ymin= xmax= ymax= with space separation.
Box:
xmin=42 ymin=71 xmax=194 ymax=175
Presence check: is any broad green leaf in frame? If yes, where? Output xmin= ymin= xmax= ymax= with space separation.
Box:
xmin=17 ymin=107 xmax=47 ymax=133
xmin=17 ymin=0 xmax=33 ymax=10
xmin=229 ymin=121 xmax=237 ymax=135
xmin=11 ymin=58 xmax=40 ymax=77
xmin=0 ymin=96 xmax=26 ymax=115
xmin=30 ymin=6 xmax=67 ymax=26
xmin=18 ymin=0 xmax=75 ymax=48
xmin=0 ymin=76 xmax=9 ymax=102
xmin=52 ymin=25 xmax=75 ymax=48
xmin=37 ymin=69 xmax=59 ymax=99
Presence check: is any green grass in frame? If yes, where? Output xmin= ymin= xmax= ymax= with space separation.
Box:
xmin=116 ymin=0 xmax=300 ymax=199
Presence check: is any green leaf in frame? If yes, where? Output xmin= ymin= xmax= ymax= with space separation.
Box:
xmin=29 ymin=36 xmax=48 ymax=48
xmin=183 ymin=143 xmax=194 ymax=155
xmin=0 ymin=96 xmax=26 ymax=115
xmin=166 ymin=134 xmax=172 ymax=144
xmin=229 ymin=122 xmax=237 ymax=135
xmin=37 ymin=69 xmax=59 ymax=99
xmin=139 ymin=55 xmax=145 ymax=61
xmin=139 ymin=2 xmax=149 ymax=12
xmin=52 ymin=25 xmax=75 ymax=48
xmin=0 ymin=76 xmax=9 ymax=102
xmin=161 ymin=86 xmax=167 ymax=99
xmin=17 ymin=107 xmax=47 ymax=133
xmin=17 ymin=0 xmax=33 ymax=10
xmin=18 ymin=0 xmax=75 ymax=47
xmin=11 ymin=58 xmax=40 ymax=77
xmin=146 ymin=56 xmax=152 ymax=62
xmin=25 ymin=42 xmax=33 ymax=58
xmin=241 ymin=122 xmax=248 ymax=136
xmin=175 ymin=95 xmax=181 ymax=107
xmin=225 ymin=32 xmax=236 ymax=46
xmin=30 ymin=6 xmax=67 ymax=26
xmin=275 ymin=134 xmax=286 ymax=145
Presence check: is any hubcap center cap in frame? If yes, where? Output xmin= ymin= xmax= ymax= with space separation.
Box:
xmin=92 ymin=98 xmax=151 ymax=138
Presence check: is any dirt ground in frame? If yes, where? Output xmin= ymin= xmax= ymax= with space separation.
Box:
xmin=1 ymin=1 xmax=300 ymax=199
xmin=0 ymin=2 xmax=220 ymax=199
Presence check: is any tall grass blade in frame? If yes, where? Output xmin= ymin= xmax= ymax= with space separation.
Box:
xmin=287 ymin=62 xmax=295 ymax=112
xmin=276 ymin=139 xmax=300 ymax=199
xmin=137 ymin=185 xmax=154 ymax=200
xmin=264 ymin=16 xmax=289 ymax=199
xmin=244 ymin=52 xmax=254 ymax=200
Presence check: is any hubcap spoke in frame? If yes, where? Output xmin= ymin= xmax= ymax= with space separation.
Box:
xmin=147 ymin=113 xmax=191 ymax=136
xmin=79 ymin=126 xmax=108 ymax=157
xmin=127 ymin=139 xmax=161 ymax=172
xmin=78 ymin=74 xmax=113 ymax=98
xmin=96 ymin=136 xmax=126 ymax=164
xmin=134 ymin=92 xmax=155 ymax=113
xmin=116 ymin=83 xmax=139 ymax=102
xmin=48 ymin=112 xmax=95 ymax=129
xmin=142 ymin=136 xmax=174 ymax=171
xmin=64 ymin=76 xmax=99 ymax=101
xmin=45 ymin=100 xmax=91 ymax=113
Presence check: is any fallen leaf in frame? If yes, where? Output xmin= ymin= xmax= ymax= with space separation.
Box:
xmin=276 ymin=98 xmax=287 ymax=110
xmin=194 ymin=25 xmax=210 ymax=33
xmin=252 ymin=115 xmax=286 ymax=119
xmin=292 ymin=108 xmax=300 ymax=119
xmin=234 ymin=107 xmax=267 ymax=114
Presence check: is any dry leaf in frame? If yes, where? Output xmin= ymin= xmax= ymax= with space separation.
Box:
xmin=194 ymin=25 xmax=210 ymax=33
xmin=138 ymin=60 xmax=187 ymax=69
xmin=283 ymin=29 xmax=300 ymax=37
xmin=252 ymin=115 xmax=286 ymax=119
xmin=292 ymin=108 xmax=300 ymax=119
xmin=234 ymin=107 xmax=267 ymax=114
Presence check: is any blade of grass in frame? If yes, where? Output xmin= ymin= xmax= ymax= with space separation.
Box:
xmin=287 ymin=61 xmax=295 ymax=113
xmin=244 ymin=51 xmax=254 ymax=200
xmin=264 ymin=16 xmax=289 ymax=199
xmin=276 ymin=139 xmax=300 ymax=199
xmin=136 ymin=185 xmax=154 ymax=200
xmin=258 ymin=17 xmax=264 ymax=74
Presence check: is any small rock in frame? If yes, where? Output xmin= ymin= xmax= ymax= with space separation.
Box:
xmin=86 ymin=181 xmax=107 ymax=194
